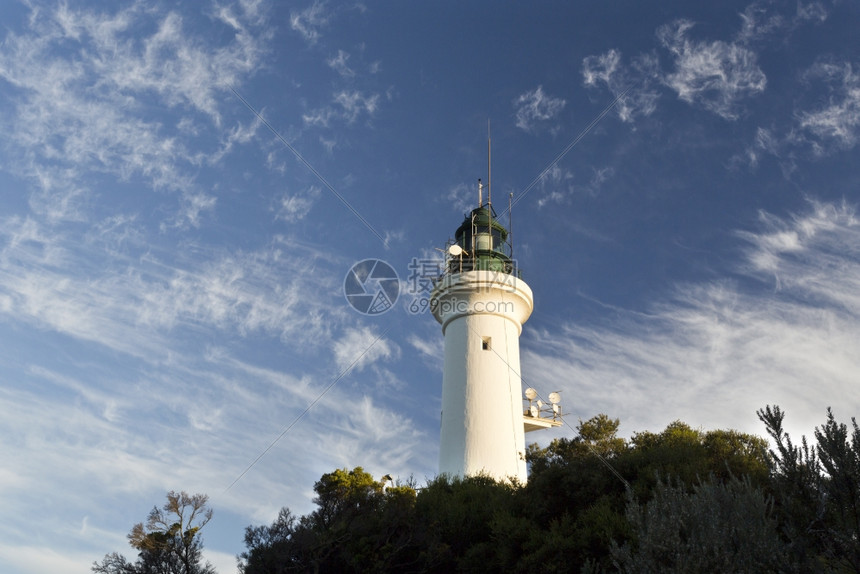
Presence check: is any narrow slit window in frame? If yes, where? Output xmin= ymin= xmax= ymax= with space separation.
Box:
xmin=482 ymin=337 xmax=491 ymax=351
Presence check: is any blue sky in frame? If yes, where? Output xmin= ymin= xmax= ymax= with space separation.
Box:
xmin=1 ymin=0 xmax=858 ymax=571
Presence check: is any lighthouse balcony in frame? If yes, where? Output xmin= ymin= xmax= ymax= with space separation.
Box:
xmin=524 ymin=415 xmax=563 ymax=433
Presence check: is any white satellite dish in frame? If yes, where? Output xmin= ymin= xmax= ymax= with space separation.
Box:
xmin=524 ymin=388 xmax=537 ymax=400
xmin=448 ymin=244 xmax=464 ymax=257
xmin=529 ymin=405 xmax=538 ymax=418
xmin=548 ymin=392 xmax=561 ymax=405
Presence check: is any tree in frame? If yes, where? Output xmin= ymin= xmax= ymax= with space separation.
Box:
xmin=239 ymin=468 xmax=420 ymax=574
xmin=414 ymin=473 xmax=520 ymax=573
xmin=523 ymin=415 xmax=770 ymax=572
xmin=757 ymin=405 xmax=826 ymax=570
xmin=814 ymin=408 xmax=860 ymax=571
xmin=527 ymin=414 xmax=627 ymax=475
xmin=239 ymin=508 xmax=299 ymax=574
xmin=93 ymin=491 xmax=216 ymax=574
xmin=757 ymin=405 xmax=860 ymax=572
xmin=611 ymin=474 xmax=786 ymax=573
xmin=625 ymin=421 xmax=769 ymax=497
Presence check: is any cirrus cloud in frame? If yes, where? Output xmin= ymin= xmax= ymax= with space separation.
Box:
xmin=657 ymin=19 xmax=766 ymax=120
xmin=513 ymin=86 xmax=566 ymax=133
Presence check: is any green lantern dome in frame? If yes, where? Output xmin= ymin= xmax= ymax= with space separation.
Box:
xmin=449 ymin=205 xmax=516 ymax=275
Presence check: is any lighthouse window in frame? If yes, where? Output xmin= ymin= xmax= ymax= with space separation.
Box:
xmin=482 ymin=337 xmax=491 ymax=351
xmin=491 ymin=228 xmax=504 ymax=251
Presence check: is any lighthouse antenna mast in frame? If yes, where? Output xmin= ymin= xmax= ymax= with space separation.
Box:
xmin=509 ymin=192 xmax=514 ymax=262
xmin=487 ymin=119 xmax=492 ymax=209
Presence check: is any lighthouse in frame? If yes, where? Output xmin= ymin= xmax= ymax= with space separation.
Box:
xmin=430 ymin=182 xmax=558 ymax=484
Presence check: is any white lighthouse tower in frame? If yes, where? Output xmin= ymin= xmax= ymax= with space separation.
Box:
xmin=430 ymin=183 xmax=558 ymax=484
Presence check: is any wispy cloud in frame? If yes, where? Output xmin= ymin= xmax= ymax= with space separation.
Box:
xmin=327 ymin=49 xmax=355 ymax=78
xmin=741 ymin=126 xmax=784 ymax=168
xmin=274 ymin=186 xmax=321 ymax=222
xmin=335 ymin=90 xmax=380 ymax=122
xmin=737 ymin=0 xmax=827 ymax=44
xmin=513 ymin=86 xmax=566 ymax=133
xmin=535 ymin=165 xmax=573 ymax=208
xmin=582 ymin=49 xmax=660 ymax=123
xmin=798 ymin=61 xmax=860 ymax=152
xmin=739 ymin=200 xmax=860 ymax=309
xmin=534 ymin=165 xmax=614 ymax=208
xmin=408 ymin=333 xmax=443 ymax=371
xmin=443 ymin=181 xmax=479 ymax=214
xmin=333 ymin=327 xmax=399 ymax=372
xmin=0 ymin=2 xmax=266 ymax=225
xmin=583 ymin=4 xmax=827 ymax=126
xmin=735 ymin=59 xmax=860 ymax=168
xmin=0 ymin=216 xmax=342 ymax=358
xmin=290 ymin=0 xmax=329 ymax=44
xmin=303 ymin=90 xmax=380 ymax=127
xmin=657 ymin=19 xmax=766 ymax=120
xmin=204 ymin=117 xmax=263 ymax=166
xmin=523 ymin=200 xmax=860 ymax=440
xmin=170 ymin=191 xmax=218 ymax=230
xmin=322 ymin=395 xmax=427 ymax=472
xmin=0 ymin=543 xmax=94 ymax=574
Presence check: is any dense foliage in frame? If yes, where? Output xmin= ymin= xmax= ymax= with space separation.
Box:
xmin=99 ymin=408 xmax=860 ymax=573
xmin=238 ymin=408 xmax=860 ymax=573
